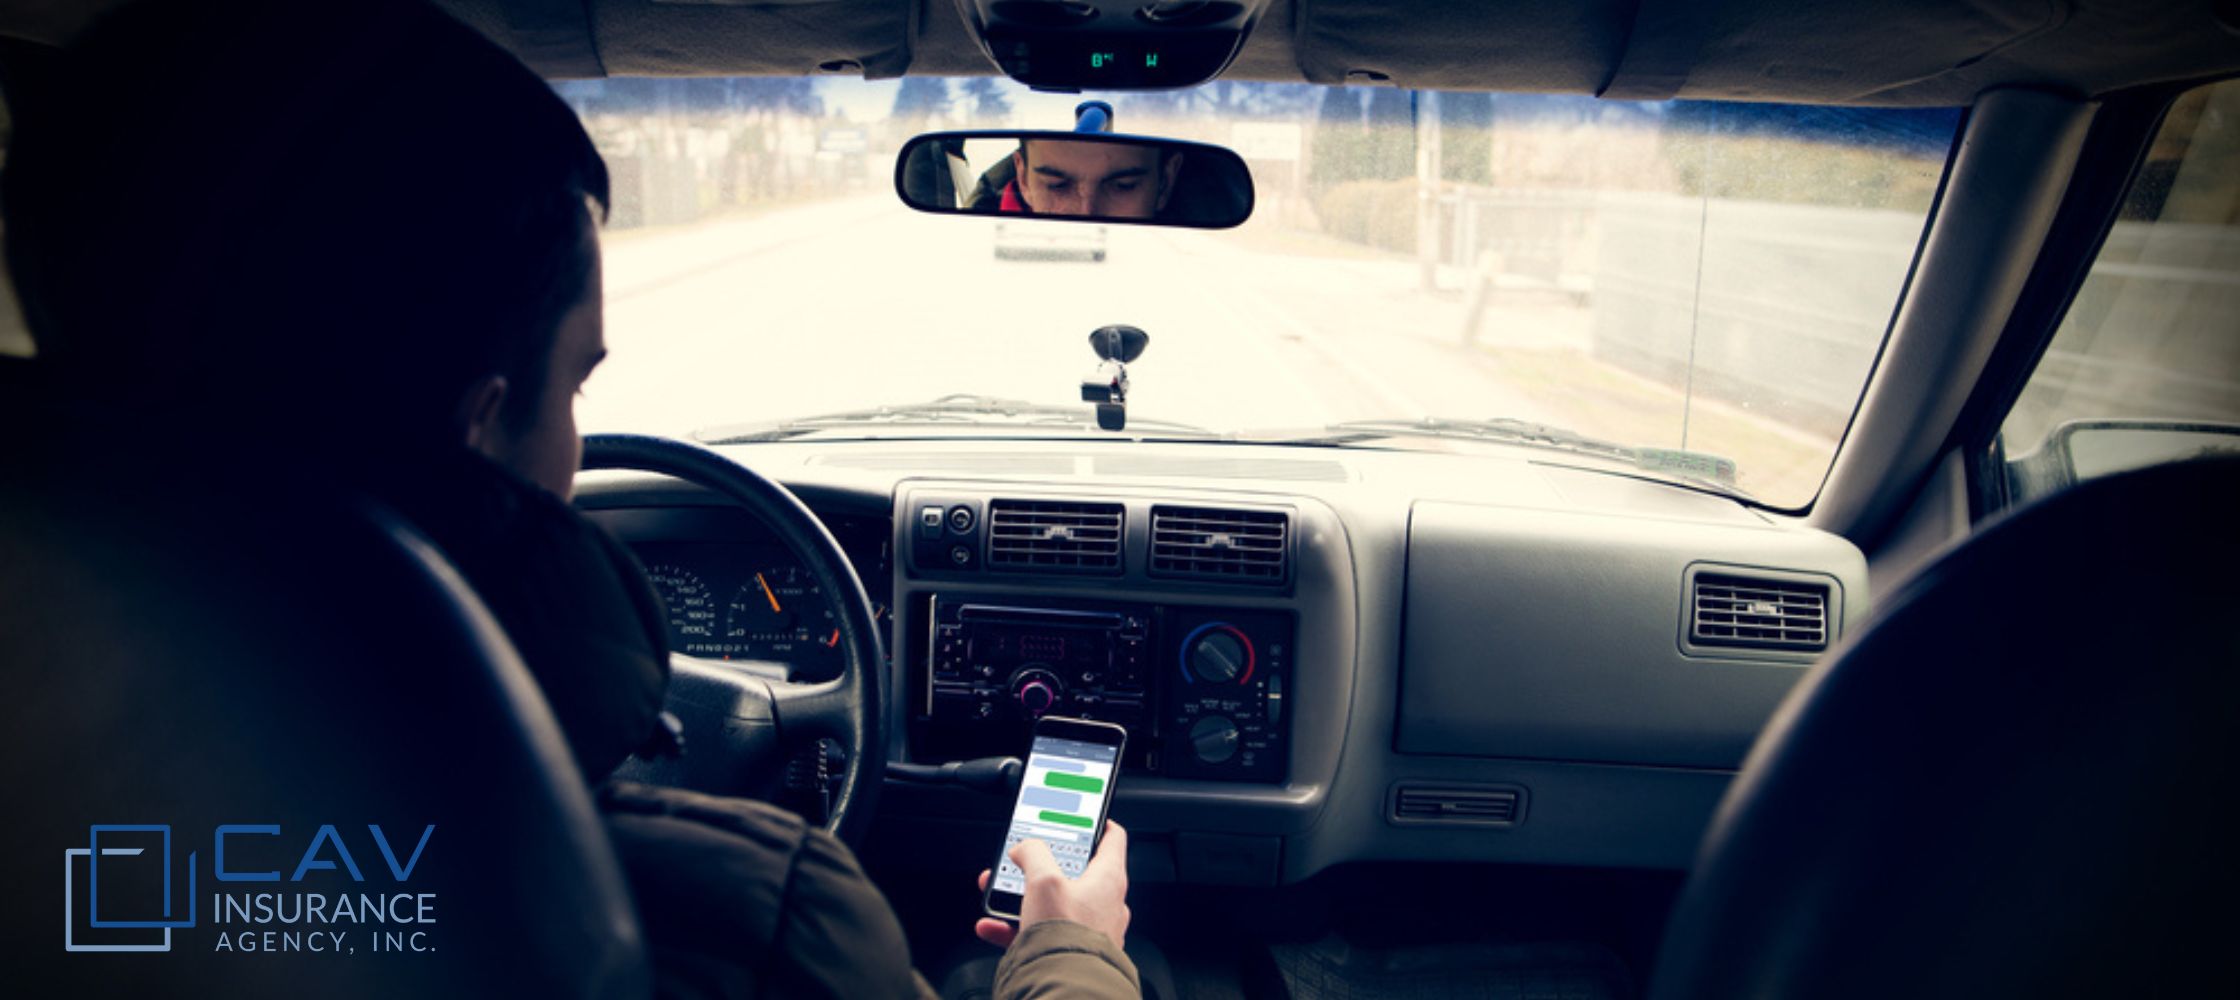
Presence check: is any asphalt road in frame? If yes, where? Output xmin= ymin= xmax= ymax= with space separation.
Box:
xmin=583 ymin=194 xmax=1566 ymax=441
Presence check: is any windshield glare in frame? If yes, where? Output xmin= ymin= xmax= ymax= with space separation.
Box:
xmin=555 ymin=77 xmax=1960 ymax=506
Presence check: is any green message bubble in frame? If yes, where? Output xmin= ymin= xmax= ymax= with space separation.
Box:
xmin=1045 ymin=772 xmax=1104 ymax=794
xmin=1039 ymin=810 xmax=1096 ymax=829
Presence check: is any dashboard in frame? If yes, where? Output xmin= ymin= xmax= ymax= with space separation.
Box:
xmin=577 ymin=437 xmax=1869 ymax=887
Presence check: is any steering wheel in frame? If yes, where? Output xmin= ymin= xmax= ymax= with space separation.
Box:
xmin=582 ymin=433 xmax=885 ymax=847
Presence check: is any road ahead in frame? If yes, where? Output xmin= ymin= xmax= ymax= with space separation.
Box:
xmin=582 ymin=194 xmax=1568 ymax=440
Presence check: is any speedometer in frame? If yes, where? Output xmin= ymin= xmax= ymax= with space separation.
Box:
xmin=644 ymin=564 xmax=718 ymax=651
xmin=723 ymin=564 xmax=839 ymax=671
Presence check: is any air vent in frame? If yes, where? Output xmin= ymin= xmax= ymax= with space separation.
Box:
xmin=986 ymin=499 xmax=1123 ymax=572
xmin=1691 ymin=573 xmax=1831 ymax=651
xmin=1150 ymin=505 xmax=1288 ymax=582
xmin=1389 ymin=783 xmax=1525 ymax=827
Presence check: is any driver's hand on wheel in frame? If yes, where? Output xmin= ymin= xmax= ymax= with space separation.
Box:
xmin=975 ymin=820 xmax=1130 ymax=952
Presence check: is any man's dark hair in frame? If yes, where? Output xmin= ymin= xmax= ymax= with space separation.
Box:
xmin=4 ymin=0 xmax=609 ymax=446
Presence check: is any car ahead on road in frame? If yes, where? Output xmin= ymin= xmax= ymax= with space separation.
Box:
xmin=3 ymin=1 xmax=2236 ymax=998
xmin=993 ymin=218 xmax=1108 ymax=262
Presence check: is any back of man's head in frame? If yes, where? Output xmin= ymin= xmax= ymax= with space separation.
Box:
xmin=5 ymin=0 xmax=608 ymax=449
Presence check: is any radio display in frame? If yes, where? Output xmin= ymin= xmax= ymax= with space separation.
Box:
xmin=926 ymin=601 xmax=1152 ymax=732
xmin=970 ymin=622 xmax=1107 ymax=675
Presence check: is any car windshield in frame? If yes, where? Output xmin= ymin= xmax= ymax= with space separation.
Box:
xmin=557 ymin=78 xmax=1961 ymax=507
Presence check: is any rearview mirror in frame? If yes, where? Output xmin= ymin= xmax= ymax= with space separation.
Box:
xmin=895 ymin=131 xmax=1254 ymax=229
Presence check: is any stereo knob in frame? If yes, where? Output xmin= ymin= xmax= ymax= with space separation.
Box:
xmin=1011 ymin=669 xmax=1064 ymax=719
xmin=1189 ymin=715 xmax=1240 ymax=764
xmin=1186 ymin=626 xmax=1253 ymax=684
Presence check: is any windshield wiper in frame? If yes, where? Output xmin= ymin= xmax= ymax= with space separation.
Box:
xmin=1268 ymin=417 xmax=1748 ymax=497
xmin=1315 ymin=417 xmax=1638 ymax=460
xmin=695 ymin=393 xmax=1220 ymax=444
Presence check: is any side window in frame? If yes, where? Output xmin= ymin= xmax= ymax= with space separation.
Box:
xmin=1997 ymin=79 xmax=2240 ymax=504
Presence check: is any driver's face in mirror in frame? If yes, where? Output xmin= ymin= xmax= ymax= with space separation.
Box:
xmin=1010 ymin=139 xmax=1184 ymax=219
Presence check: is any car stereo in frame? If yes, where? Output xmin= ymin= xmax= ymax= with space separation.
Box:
xmin=918 ymin=595 xmax=1290 ymax=782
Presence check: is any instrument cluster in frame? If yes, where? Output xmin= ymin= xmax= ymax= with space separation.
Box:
xmin=631 ymin=512 xmax=890 ymax=681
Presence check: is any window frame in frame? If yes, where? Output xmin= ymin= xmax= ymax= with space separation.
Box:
xmin=1946 ymin=79 xmax=2224 ymax=520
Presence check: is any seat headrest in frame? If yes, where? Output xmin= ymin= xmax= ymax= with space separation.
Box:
xmin=1651 ymin=457 xmax=2240 ymax=1000
xmin=0 ymin=443 xmax=649 ymax=996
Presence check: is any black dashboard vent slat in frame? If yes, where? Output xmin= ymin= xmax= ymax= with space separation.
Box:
xmin=1150 ymin=505 xmax=1288 ymax=583
xmin=1690 ymin=573 xmax=1831 ymax=651
xmin=1390 ymin=784 xmax=1525 ymax=827
xmin=986 ymin=499 xmax=1124 ymax=573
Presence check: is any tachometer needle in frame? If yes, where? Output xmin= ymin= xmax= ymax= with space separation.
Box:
xmin=755 ymin=572 xmax=782 ymax=613
xmin=823 ymin=628 xmax=841 ymax=648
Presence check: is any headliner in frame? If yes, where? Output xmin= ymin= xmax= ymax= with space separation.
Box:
xmin=4 ymin=0 xmax=2237 ymax=106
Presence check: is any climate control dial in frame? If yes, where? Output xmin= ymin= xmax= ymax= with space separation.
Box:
xmin=1182 ymin=623 xmax=1255 ymax=685
xmin=1188 ymin=715 xmax=1241 ymax=764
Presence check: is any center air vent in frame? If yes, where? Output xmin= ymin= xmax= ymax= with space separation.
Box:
xmin=1389 ymin=783 xmax=1525 ymax=827
xmin=986 ymin=499 xmax=1123 ymax=573
xmin=1150 ymin=505 xmax=1288 ymax=583
xmin=1690 ymin=572 xmax=1831 ymax=651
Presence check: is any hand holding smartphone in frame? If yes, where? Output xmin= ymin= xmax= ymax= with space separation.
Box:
xmin=977 ymin=716 xmax=1130 ymax=948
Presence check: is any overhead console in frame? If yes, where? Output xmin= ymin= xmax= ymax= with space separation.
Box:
xmin=892 ymin=485 xmax=1351 ymax=798
xmin=953 ymin=0 xmax=1272 ymax=89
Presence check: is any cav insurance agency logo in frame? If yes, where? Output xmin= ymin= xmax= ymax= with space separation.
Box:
xmin=65 ymin=822 xmax=436 ymax=955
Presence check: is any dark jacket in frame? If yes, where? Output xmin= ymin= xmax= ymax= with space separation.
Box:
xmin=602 ymin=782 xmax=1140 ymax=1000
xmin=386 ymin=450 xmax=1139 ymax=999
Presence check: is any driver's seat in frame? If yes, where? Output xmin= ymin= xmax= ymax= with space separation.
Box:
xmin=0 ymin=431 xmax=650 ymax=997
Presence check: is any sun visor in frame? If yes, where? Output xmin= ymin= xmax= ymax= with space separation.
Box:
xmin=1599 ymin=0 xmax=2065 ymax=104
xmin=435 ymin=0 xmax=606 ymax=78
xmin=589 ymin=0 xmax=914 ymax=79
xmin=1290 ymin=0 xmax=1633 ymax=92
xmin=1858 ymin=0 xmax=2240 ymax=105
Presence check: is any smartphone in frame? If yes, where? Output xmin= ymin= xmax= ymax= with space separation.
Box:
xmin=983 ymin=716 xmax=1127 ymax=921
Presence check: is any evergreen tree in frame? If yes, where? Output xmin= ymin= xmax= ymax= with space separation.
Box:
xmin=1317 ymin=87 xmax=1362 ymax=127
xmin=1440 ymin=91 xmax=1493 ymax=184
xmin=1308 ymin=89 xmax=1365 ymax=191
xmin=892 ymin=78 xmax=953 ymax=125
xmin=1363 ymin=88 xmax=1415 ymax=180
xmin=959 ymin=77 xmax=1011 ymax=124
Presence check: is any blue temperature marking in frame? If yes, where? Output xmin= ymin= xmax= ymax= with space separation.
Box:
xmin=1178 ymin=622 xmax=1220 ymax=685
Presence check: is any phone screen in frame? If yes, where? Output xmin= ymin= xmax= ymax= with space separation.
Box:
xmin=986 ymin=720 xmax=1123 ymax=916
